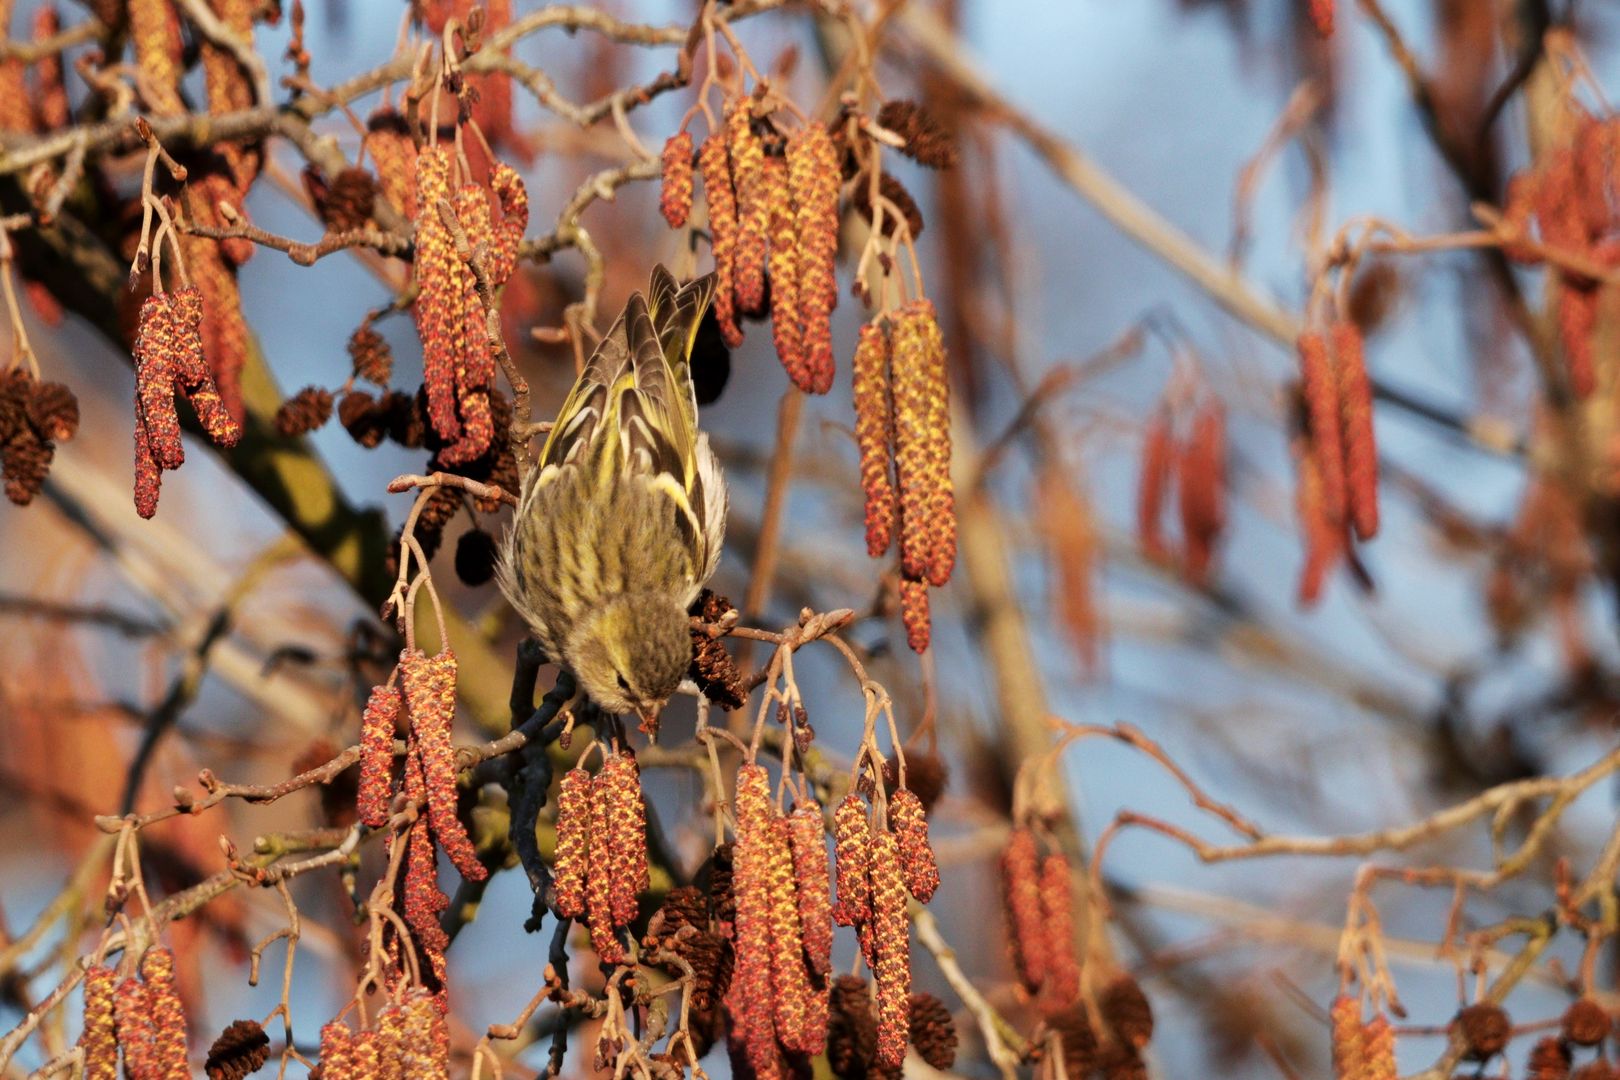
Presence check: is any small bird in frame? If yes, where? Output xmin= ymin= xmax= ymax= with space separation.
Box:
xmin=497 ymin=266 xmax=727 ymax=728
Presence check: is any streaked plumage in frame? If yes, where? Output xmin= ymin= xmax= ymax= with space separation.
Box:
xmin=497 ymin=265 xmax=727 ymax=722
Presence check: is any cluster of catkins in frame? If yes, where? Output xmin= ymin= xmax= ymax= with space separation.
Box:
xmin=1000 ymin=828 xmax=1155 ymax=1079
xmin=131 ymin=285 xmax=243 ymax=518
xmin=1503 ymin=109 xmax=1620 ymax=400
xmin=1136 ymin=392 xmax=1226 ymax=586
xmin=308 ymin=991 xmax=450 ymax=1079
xmin=358 ymin=647 xmax=488 ymax=996
xmin=1466 ymin=998 xmax=1618 ymax=1080
xmin=853 ymin=302 xmax=956 ymax=653
xmin=77 ymin=947 xmax=192 ymax=1080
xmin=1292 ymin=320 xmax=1377 ymax=604
xmin=127 ymin=0 xmax=264 ymax=424
xmin=660 ymin=106 xmax=841 ymax=394
xmin=551 ymin=751 xmax=651 ymax=964
xmin=0 ymin=367 xmax=76 ymax=505
xmin=412 ymin=145 xmax=528 ymax=466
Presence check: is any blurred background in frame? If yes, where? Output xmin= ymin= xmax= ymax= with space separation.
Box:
xmin=5 ymin=1 xmax=1620 ymax=1076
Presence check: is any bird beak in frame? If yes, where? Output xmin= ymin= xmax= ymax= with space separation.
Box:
xmin=636 ymin=707 xmax=660 ymax=742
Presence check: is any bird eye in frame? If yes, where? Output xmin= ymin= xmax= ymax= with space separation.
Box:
xmin=615 ymin=671 xmax=631 ymax=692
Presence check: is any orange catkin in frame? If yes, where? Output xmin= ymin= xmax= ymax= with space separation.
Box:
xmin=728 ymin=107 xmax=769 ymax=317
xmin=732 ymin=764 xmax=781 ymax=1075
xmin=869 ymin=830 xmax=910 ymax=1070
xmin=140 ymin=947 xmax=190 ymax=1079
xmin=764 ymin=153 xmax=806 ymax=388
xmin=660 ymin=131 xmax=695 ymax=228
xmin=699 ymin=131 xmax=744 ymax=348
xmin=1294 ymin=438 xmax=1342 ymax=606
xmin=1137 ymin=410 xmax=1173 ymax=563
xmin=1558 ymin=282 xmax=1599 ymax=399
xmin=1037 ymin=853 xmax=1080 ymax=1009
xmin=586 ymin=771 xmax=625 ymax=963
xmin=1332 ymin=321 xmax=1379 ymax=540
xmin=891 ymin=300 xmax=955 ymax=588
xmin=78 ymin=966 xmax=118 ymax=1080
xmin=853 ymin=320 xmax=897 ymax=557
xmin=787 ymin=126 xmax=841 ymax=394
xmin=1329 ymin=996 xmax=1364 ymax=1080
xmin=318 ymin=1021 xmax=357 ymax=1078
xmin=1177 ymin=399 xmax=1226 ymax=586
xmin=899 ymin=576 xmax=931 ymax=654
xmin=366 ymin=110 xmax=419 ymax=220
xmin=832 ymin=793 xmax=872 ymax=926
xmin=603 ymin=753 xmax=649 ymax=927
xmin=889 ymin=788 xmax=939 ymax=903
xmin=767 ymin=815 xmax=823 ymax=1056
xmin=114 ymin=977 xmax=157 ymax=1079
xmin=788 ymin=803 xmax=834 ymax=979
xmin=401 ymin=647 xmax=486 ymax=882
xmin=413 ymin=146 xmax=463 ymax=443
xmin=1297 ymin=331 xmax=1346 ymax=526
xmin=1362 ymin=1013 xmax=1397 ymax=1080
xmin=358 ymin=682 xmax=402 ymax=829
xmin=1000 ymin=827 xmax=1046 ymax=994
xmin=552 ymin=767 xmax=591 ymax=918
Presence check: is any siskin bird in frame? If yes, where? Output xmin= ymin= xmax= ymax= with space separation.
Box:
xmin=497 ymin=265 xmax=727 ymax=728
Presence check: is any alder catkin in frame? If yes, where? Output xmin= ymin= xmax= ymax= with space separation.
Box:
xmin=1177 ymin=399 xmax=1226 ymax=585
xmin=357 ymin=682 xmax=402 ymax=829
xmin=766 ymin=815 xmax=824 ymax=1056
xmin=699 ymin=131 xmax=744 ymax=349
xmin=853 ymin=319 xmax=897 ymax=557
xmin=788 ymin=803 xmax=834 ymax=978
xmin=1332 ymin=321 xmax=1378 ymax=540
xmin=552 ymin=767 xmax=590 ymax=918
xmin=1037 ymin=853 xmax=1080 ymax=1008
xmin=869 ymin=830 xmax=910 ymax=1070
xmin=400 ymin=647 xmax=486 ymax=882
xmin=732 ymin=764 xmax=781 ymax=1076
xmin=1308 ymin=0 xmax=1334 ymax=37
xmin=787 ymin=126 xmax=841 ymax=393
xmin=586 ymin=771 xmax=625 ymax=962
xmin=728 ymin=107 xmax=769 ymax=317
xmin=140 ymin=947 xmax=191 ymax=1080
xmin=1362 ymin=1012 xmax=1396 ymax=1080
xmin=78 ymin=966 xmax=118 ymax=1080
xmin=1000 ymin=827 xmax=1046 ymax=994
xmin=763 ymin=153 xmax=808 ymax=390
xmin=889 ymin=788 xmax=939 ymax=903
xmin=1137 ymin=410 xmax=1173 ymax=563
xmin=1297 ymin=331 xmax=1346 ymax=526
xmin=660 ymin=131 xmax=695 ymax=228
xmin=603 ymin=753 xmax=649 ymax=927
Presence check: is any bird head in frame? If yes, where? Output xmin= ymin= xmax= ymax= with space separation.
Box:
xmin=564 ymin=592 xmax=692 ymax=728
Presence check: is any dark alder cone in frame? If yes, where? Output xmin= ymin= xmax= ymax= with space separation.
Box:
xmin=1454 ymin=1002 xmax=1511 ymax=1061
xmin=1099 ymin=975 xmax=1153 ymax=1051
xmin=338 ymin=389 xmax=387 ymax=447
xmin=348 ymin=323 xmax=393 ymax=386
xmin=876 ymin=100 xmax=958 ymax=169
xmin=827 ymin=976 xmax=878 ymax=1079
xmin=676 ymin=926 xmax=734 ymax=1016
xmin=205 ymin=1019 xmax=270 ymax=1080
xmin=908 ymin=993 xmax=957 ymax=1070
xmin=882 ymin=753 xmax=948 ymax=816
xmin=1575 ymin=1063 xmax=1619 ymax=1080
xmin=1527 ymin=1036 xmax=1572 ymax=1080
xmin=274 ymin=386 xmax=334 ymax=436
xmin=2 ymin=427 xmax=51 ymax=506
xmin=1563 ymin=998 xmax=1610 ymax=1047
xmin=25 ymin=381 xmax=78 ymax=441
xmin=701 ymin=842 xmax=736 ymax=926
xmin=0 ymin=368 xmax=28 ymax=442
xmin=454 ymin=527 xmax=498 ymax=586
xmin=1096 ymin=1042 xmax=1148 ymax=1080
xmin=688 ymin=588 xmax=746 ymax=709
xmin=323 ymin=167 xmax=378 ymax=232
xmin=381 ymin=389 xmax=425 ymax=447
xmin=1046 ymin=1004 xmax=1098 ymax=1080
xmin=653 ymin=885 xmax=710 ymax=935
xmin=851 ymin=171 xmax=925 ymax=238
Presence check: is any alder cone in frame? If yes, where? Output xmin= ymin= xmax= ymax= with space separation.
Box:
xmin=1562 ymin=997 xmax=1610 ymax=1046
xmin=908 ymin=993 xmax=957 ymax=1070
xmin=1527 ymin=1037 xmax=1573 ymax=1080
xmin=1453 ymin=1002 xmax=1510 ymax=1061
xmin=1098 ymin=974 xmax=1152 ymax=1050
xmin=204 ymin=1019 xmax=270 ymax=1080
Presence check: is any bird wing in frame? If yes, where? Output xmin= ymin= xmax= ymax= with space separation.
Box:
xmin=526 ymin=266 xmax=721 ymax=586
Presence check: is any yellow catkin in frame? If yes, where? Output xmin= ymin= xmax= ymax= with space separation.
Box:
xmin=128 ymin=0 xmax=184 ymax=115
xmin=831 ymin=793 xmax=872 ymax=926
xmin=366 ymin=111 xmax=420 ymax=220
xmin=891 ymin=303 xmax=945 ymax=586
xmin=899 ymin=576 xmax=931 ymax=655
xmin=853 ymin=320 xmax=896 ymax=557
xmin=786 ymin=127 xmax=841 ymax=394
xmin=586 ymin=770 xmax=626 ymax=963
xmin=733 ymin=764 xmax=782 ymax=1076
xmin=699 ymin=131 xmax=743 ymax=348
xmin=413 ymin=146 xmax=463 ymax=443
xmin=78 ymin=966 xmax=118 ymax=1080
xmin=604 ymin=754 xmax=649 ymax=927
xmin=139 ymin=947 xmax=191 ymax=1080
xmin=766 ymin=815 xmax=823 ymax=1056
xmin=552 ymin=767 xmax=591 ymax=918
xmin=870 ymin=830 xmax=910 ymax=1069
xmin=660 ymin=131 xmax=695 ymax=228
xmin=1329 ymin=996 xmax=1364 ymax=1080
xmin=764 ymin=152 xmax=808 ymax=389
xmin=889 ymin=787 xmax=939 ymax=903
xmin=728 ymin=106 xmax=769 ymax=316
